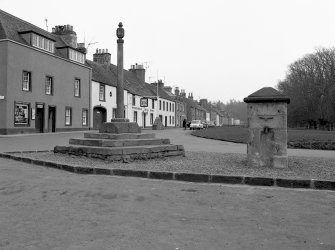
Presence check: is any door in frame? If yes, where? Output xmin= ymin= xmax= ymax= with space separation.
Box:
xmin=48 ymin=106 xmax=56 ymax=132
xmin=35 ymin=104 xmax=44 ymax=133
xmin=142 ymin=113 xmax=146 ymax=128
xmin=93 ymin=107 xmax=106 ymax=130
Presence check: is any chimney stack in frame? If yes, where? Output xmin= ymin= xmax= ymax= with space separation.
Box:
xmin=175 ymin=87 xmax=180 ymax=96
xmin=93 ymin=48 xmax=111 ymax=65
xmin=129 ymin=63 xmax=145 ymax=83
xmin=52 ymin=24 xmax=77 ymax=48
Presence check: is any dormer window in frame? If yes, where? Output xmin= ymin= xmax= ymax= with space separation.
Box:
xmin=32 ymin=33 xmax=54 ymax=53
xmin=69 ymin=49 xmax=85 ymax=64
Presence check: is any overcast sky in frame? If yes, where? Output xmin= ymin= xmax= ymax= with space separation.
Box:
xmin=2 ymin=0 xmax=335 ymax=103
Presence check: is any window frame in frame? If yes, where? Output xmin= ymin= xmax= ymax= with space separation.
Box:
xmin=133 ymin=111 xmax=137 ymax=123
xmin=45 ymin=75 xmax=53 ymax=95
xmin=65 ymin=106 xmax=72 ymax=126
xmin=22 ymin=71 xmax=31 ymax=92
xmin=82 ymin=109 xmax=88 ymax=126
xmin=74 ymin=78 xmax=81 ymax=97
xmin=132 ymin=94 xmax=136 ymax=106
xmin=99 ymin=83 xmax=105 ymax=101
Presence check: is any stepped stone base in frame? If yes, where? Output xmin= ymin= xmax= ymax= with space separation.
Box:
xmin=54 ymin=125 xmax=185 ymax=162
xmin=54 ymin=144 xmax=185 ymax=162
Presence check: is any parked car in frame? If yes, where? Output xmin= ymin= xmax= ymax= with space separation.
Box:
xmin=208 ymin=121 xmax=215 ymax=128
xmin=202 ymin=120 xmax=209 ymax=128
xmin=190 ymin=120 xmax=204 ymax=130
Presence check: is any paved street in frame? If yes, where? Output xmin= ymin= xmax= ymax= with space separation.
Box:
xmin=1 ymin=158 xmax=335 ymax=250
xmin=1 ymin=128 xmax=335 ymax=158
xmin=1 ymin=129 xmax=335 ymax=249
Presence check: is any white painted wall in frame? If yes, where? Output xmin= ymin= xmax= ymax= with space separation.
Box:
xmin=127 ymin=93 xmax=157 ymax=128
xmin=157 ymin=98 xmax=176 ymax=127
xmin=90 ymin=80 xmax=117 ymax=127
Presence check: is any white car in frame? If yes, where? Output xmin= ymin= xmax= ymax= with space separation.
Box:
xmin=190 ymin=120 xmax=204 ymax=130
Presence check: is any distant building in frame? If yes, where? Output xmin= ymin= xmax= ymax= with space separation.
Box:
xmin=149 ymin=80 xmax=176 ymax=127
xmin=179 ymin=92 xmax=207 ymax=122
xmin=0 ymin=9 xmax=90 ymax=134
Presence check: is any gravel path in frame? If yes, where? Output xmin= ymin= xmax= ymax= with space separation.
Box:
xmin=15 ymin=151 xmax=335 ymax=181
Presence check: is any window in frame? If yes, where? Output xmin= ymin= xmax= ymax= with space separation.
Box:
xmin=69 ymin=48 xmax=85 ymax=64
xmin=82 ymin=109 xmax=88 ymax=126
xmin=74 ymin=79 xmax=80 ymax=97
xmin=22 ymin=71 xmax=31 ymax=91
xmin=112 ymin=108 xmax=117 ymax=119
xmin=32 ymin=33 xmax=54 ymax=53
xmin=14 ymin=103 xmax=29 ymax=125
xmin=170 ymin=103 xmax=172 ymax=112
xmin=152 ymin=99 xmax=155 ymax=109
xmin=133 ymin=111 xmax=137 ymax=123
xmin=169 ymin=115 xmax=171 ymax=124
xmin=172 ymin=116 xmax=174 ymax=124
xmin=159 ymin=100 xmax=162 ymax=110
xmin=132 ymin=94 xmax=136 ymax=106
xmin=172 ymin=104 xmax=174 ymax=112
xmin=150 ymin=113 xmax=153 ymax=125
xmin=163 ymin=101 xmax=165 ymax=111
xmin=99 ymin=84 xmax=105 ymax=101
xmin=45 ymin=76 xmax=53 ymax=95
xmin=65 ymin=107 xmax=72 ymax=126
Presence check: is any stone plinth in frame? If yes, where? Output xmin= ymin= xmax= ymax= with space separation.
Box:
xmin=152 ymin=117 xmax=164 ymax=130
xmin=244 ymin=87 xmax=290 ymax=168
xmin=100 ymin=119 xmax=141 ymax=134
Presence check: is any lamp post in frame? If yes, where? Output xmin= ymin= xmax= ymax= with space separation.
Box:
xmin=116 ymin=22 xmax=125 ymax=118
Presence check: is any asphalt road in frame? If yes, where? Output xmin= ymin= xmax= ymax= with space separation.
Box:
xmin=1 ymin=158 xmax=335 ymax=250
xmin=1 ymin=128 xmax=335 ymax=158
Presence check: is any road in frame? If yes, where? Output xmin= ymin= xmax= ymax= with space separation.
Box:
xmin=1 ymin=158 xmax=334 ymax=250
xmin=1 ymin=128 xmax=335 ymax=158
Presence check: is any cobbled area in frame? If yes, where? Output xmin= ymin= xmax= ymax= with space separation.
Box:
xmin=15 ymin=151 xmax=335 ymax=181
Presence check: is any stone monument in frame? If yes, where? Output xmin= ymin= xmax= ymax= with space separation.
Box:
xmin=53 ymin=23 xmax=185 ymax=161
xmin=100 ymin=22 xmax=141 ymax=134
xmin=244 ymin=87 xmax=290 ymax=168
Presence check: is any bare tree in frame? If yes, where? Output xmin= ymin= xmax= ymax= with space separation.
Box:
xmin=277 ymin=47 xmax=335 ymax=129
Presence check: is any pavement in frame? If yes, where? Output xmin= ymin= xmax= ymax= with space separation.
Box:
xmin=1 ymin=128 xmax=335 ymax=249
xmin=1 ymin=158 xmax=335 ymax=250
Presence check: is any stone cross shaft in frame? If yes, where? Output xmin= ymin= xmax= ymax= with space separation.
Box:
xmin=116 ymin=22 xmax=125 ymax=118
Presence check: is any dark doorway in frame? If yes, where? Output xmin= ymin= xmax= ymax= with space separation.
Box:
xmin=93 ymin=107 xmax=106 ymax=130
xmin=48 ymin=106 xmax=56 ymax=132
xmin=35 ymin=104 xmax=44 ymax=133
xmin=165 ymin=116 xmax=167 ymax=127
xmin=143 ymin=113 xmax=146 ymax=128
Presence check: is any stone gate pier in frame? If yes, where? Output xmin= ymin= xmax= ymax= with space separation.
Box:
xmin=244 ymin=87 xmax=290 ymax=168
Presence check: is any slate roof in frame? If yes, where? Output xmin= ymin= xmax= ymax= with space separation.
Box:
xmin=86 ymin=60 xmax=154 ymax=97
xmin=146 ymin=83 xmax=174 ymax=101
xmin=244 ymin=87 xmax=290 ymax=103
xmin=0 ymin=9 xmax=81 ymax=58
